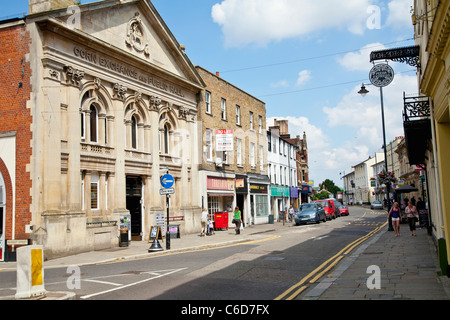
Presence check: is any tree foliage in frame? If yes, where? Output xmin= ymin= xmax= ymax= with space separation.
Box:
xmin=320 ymin=179 xmax=340 ymax=196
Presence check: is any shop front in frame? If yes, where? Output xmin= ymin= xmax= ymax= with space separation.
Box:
xmin=270 ymin=185 xmax=290 ymax=220
xmin=290 ymin=187 xmax=299 ymax=209
xmin=235 ymin=175 xmax=248 ymax=226
xmin=206 ymin=176 xmax=235 ymax=224
xmin=249 ymin=183 xmax=270 ymax=224
xmin=300 ymin=184 xmax=312 ymax=204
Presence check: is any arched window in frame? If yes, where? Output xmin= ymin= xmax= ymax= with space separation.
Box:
xmin=131 ymin=115 xmax=138 ymax=149
xmin=163 ymin=124 xmax=170 ymax=154
xmin=90 ymin=105 xmax=98 ymax=143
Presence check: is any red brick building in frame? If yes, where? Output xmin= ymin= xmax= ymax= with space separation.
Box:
xmin=0 ymin=18 xmax=33 ymax=261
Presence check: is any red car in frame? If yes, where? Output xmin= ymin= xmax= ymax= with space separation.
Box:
xmin=338 ymin=205 xmax=349 ymax=216
xmin=312 ymin=199 xmax=336 ymax=220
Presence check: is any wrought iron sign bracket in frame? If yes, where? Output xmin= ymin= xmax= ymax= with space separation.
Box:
xmin=370 ymin=45 xmax=420 ymax=69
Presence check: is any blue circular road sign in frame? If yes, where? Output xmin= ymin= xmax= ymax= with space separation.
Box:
xmin=160 ymin=174 xmax=174 ymax=189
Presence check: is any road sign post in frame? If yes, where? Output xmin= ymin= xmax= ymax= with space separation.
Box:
xmin=160 ymin=173 xmax=175 ymax=250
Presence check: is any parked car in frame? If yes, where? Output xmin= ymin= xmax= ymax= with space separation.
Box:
xmin=338 ymin=204 xmax=349 ymax=216
xmin=332 ymin=199 xmax=342 ymax=217
xmin=294 ymin=203 xmax=327 ymax=225
xmin=312 ymin=199 xmax=336 ymax=220
xmin=371 ymin=200 xmax=383 ymax=210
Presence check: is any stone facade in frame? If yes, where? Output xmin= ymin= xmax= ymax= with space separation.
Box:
xmin=1 ymin=0 xmax=205 ymax=259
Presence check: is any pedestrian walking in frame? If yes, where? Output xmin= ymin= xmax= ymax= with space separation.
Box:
xmin=232 ymin=206 xmax=242 ymax=235
xmin=405 ymin=201 xmax=419 ymax=236
xmin=388 ymin=202 xmax=401 ymax=236
xmin=288 ymin=205 xmax=294 ymax=222
xmin=201 ymin=208 xmax=208 ymax=237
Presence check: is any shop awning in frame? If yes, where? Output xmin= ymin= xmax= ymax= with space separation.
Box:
xmin=394 ymin=184 xmax=418 ymax=193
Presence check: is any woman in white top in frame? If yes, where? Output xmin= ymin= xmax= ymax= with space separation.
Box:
xmin=405 ymin=201 xmax=418 ymax=236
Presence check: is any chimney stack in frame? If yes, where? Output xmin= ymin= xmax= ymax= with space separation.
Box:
xmin=216 ymin=72 xmax=220 ymax=77
xmin=29 ymin=0 xmax=78 ymax=15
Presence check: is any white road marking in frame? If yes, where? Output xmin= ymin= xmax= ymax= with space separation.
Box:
xmin=80 ymin=268 xmax=187 ymax=299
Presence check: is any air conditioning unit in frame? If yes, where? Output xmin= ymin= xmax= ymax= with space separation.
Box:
xmin=215 ymin=157 xmax=223 ymax=167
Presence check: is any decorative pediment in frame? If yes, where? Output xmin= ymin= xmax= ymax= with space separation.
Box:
xmin=125 ymin=12 xmax=150 ymax=58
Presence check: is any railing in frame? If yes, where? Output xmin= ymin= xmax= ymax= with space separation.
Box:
xmin=125 ymin=149 xmax=151 ymax=161
xmin=81 ymin=143 xmax=114 ymax=155
xmin=403 ymin=93 xmax=431 ymax=122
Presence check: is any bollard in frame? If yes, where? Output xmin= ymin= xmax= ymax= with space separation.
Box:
xmin=15 ymin=245 xmax=47 ymax=299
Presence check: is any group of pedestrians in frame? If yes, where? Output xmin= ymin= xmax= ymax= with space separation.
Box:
xmin=387 ymin=200 xmax=420 ymax=237
xmin=200 ymin=206 xmax=243 ymax=236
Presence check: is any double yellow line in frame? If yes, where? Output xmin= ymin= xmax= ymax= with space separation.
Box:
xmin=275 ymin=221 xmax=387 ymax=300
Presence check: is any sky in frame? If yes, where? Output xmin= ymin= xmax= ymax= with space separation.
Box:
xmin=2 ymin=0 xmax=417 ymax=189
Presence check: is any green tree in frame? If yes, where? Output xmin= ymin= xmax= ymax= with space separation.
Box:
xmin=320 ymin=179 xmax=340 ymax=197
xmin=311 ymin=190 xmax=331 ymax=201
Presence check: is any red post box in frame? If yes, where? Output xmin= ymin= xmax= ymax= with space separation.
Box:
xmin=214 ymin=212 xmax=229 ymax=230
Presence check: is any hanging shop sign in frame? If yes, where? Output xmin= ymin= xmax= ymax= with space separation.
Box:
xmin=369 ymin=63 xmax=394 ymax=87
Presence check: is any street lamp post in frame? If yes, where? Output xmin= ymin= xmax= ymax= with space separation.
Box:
xmin=359 ymin=62 xmax=395 ymax=231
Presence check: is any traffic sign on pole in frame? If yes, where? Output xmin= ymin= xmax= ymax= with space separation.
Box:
xmin=160 ymin=174 xmax=175 ymax=189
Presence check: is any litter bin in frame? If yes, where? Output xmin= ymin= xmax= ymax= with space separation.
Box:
xmin=268 ymin=214 xmax=274 ymax=224
xmin=214 ymin=212 xmax=229 ymax=230
xmin=119 ymin=229 xmax=129 ymax=247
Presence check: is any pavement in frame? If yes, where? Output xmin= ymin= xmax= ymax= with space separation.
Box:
xmin=1 ymin=214 xmax=449 ymax=300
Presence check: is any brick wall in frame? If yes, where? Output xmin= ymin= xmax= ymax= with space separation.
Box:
xmin=195 ymin=66 xmax=267 ymax=175
xmin=0 ymin=21 xmax=33 ymax=240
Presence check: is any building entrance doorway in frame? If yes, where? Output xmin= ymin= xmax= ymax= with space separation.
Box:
xmin=126 ymin=176 xmax=142 ymax=241
xmin=236 ymin=194 xmax=245 ymax=227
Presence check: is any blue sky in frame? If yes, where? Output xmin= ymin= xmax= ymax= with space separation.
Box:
xmin=2 ymin=0 xmax=416 ymax=188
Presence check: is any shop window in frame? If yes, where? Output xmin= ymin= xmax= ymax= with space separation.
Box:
xmin=208 ymin=196 xmax=220 ymax=214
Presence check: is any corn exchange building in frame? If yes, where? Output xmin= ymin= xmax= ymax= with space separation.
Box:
xmin=0 ymin=0 xmax=205 ymax=260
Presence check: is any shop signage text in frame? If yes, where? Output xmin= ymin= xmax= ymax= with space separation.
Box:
xmin=250 ymin=183 xmax=268 ymax=194
xmin=207 ymin=177 xmax=234 ymax=191
xmin=73 ymin=46 xmax=184 ymax=97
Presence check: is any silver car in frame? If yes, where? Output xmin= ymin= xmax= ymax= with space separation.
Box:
xmin=294 ymin=203 xmax=327 ymax=225
xmin=370 ymin=200 xmax=383 ymax=210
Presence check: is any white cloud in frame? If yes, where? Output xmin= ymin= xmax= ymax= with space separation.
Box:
xmin=211 ymin=0 xmax=374 ymax=47
xmin=321 ymin=72 xmax=417 ymax=175
xmin=270 ymin=80 xmax=289 ymax=88
xmin=386 ymin=0 xmax=414 ymax=29
xmin=296 ymin=70 xmax=311 ymax=86
xmin=337 ymin=43 xmax=386 ymax=71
